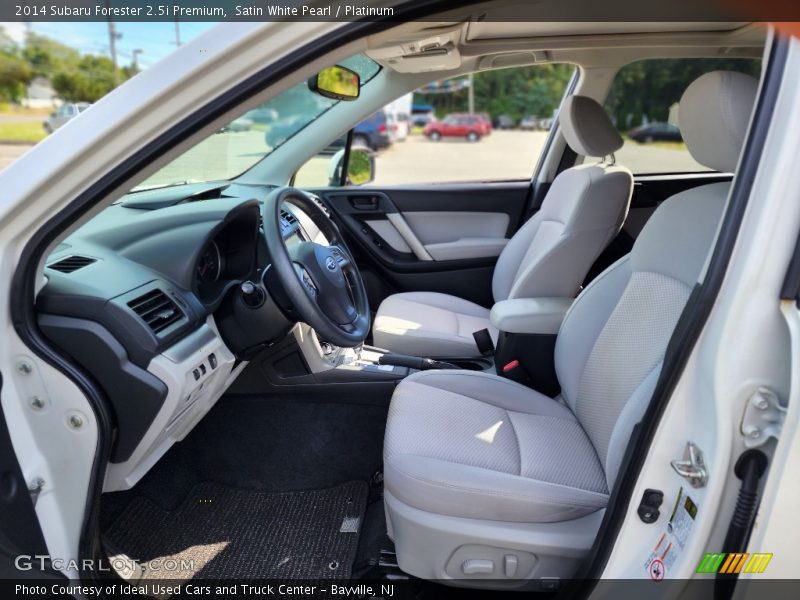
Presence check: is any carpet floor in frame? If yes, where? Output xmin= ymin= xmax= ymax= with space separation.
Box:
xmin=105 ymin=480 xmax=368 ymax=580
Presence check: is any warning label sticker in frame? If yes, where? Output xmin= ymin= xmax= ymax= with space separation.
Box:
xmin=644 ymin=487 xmax=698 ymax=581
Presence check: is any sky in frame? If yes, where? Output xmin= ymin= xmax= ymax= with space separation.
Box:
xmin=1 ymin=21 xmax=218 ymax=69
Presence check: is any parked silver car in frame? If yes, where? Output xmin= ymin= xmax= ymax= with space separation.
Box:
xmin=43 ymin=102 xmax=90 ymax=133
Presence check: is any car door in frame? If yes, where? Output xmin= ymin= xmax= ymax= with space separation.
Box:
xmin=0 ymin=373 xmax=66 ymax=582
xmin=319 ymin=182 xmax=529 ymax=308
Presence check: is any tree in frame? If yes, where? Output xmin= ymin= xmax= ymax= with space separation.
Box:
xmin=605 ymin=58 xmax=762 ymax=130
xmin=51 ymin=55 xmax=117 ymax=102
xmin=414 ymin=63 xmax=575 ymax=121
xmin=0 ymin=26 xmax=32 ymax=102
xmin=22 ymin=32 xmax=79 ymax=79
xmin=0 ymin=52 xmax=32 ymax=103
xmin=0 ymin=25 xmax=17 ymax=52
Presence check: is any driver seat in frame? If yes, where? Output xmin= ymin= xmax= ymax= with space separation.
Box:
xmin=383 ymin=71 xmax=758 ymax=583
xmin=373 ymin=96 xmax=633 ymax=357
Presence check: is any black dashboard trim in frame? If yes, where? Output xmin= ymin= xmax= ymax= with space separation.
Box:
xmin=38 ymin=314 xmax=168 ymax=463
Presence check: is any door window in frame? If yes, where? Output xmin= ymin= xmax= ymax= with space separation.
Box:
xmin=296 ymin=64 xmax=575 ymax=187
xmin=603 ymin=58 xmax=761 ymax=174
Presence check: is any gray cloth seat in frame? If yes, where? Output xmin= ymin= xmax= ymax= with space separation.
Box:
xmin=373 ymin=96 xmax=633 ymax=357
xmin=371 ymin=292 xmax=498 ymax=357
xmin=385 ymin=370 xmax=609 ymax=523
xmin=383 ymin=71 xmax=758 ymax=582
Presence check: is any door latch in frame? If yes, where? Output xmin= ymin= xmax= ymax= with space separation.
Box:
xmin=671 ymin=441 xmax=708 ymax=488
xmin=28 ymin=478 xmax=45 ymax=506
xmin=741 ymin=387 xmax=785 ymax=448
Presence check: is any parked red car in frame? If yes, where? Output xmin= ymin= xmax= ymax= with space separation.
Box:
xmin=423 ymin=113 xmax=489 ymax=141
xmin=477 ymin=112 xmax=493 ymax=134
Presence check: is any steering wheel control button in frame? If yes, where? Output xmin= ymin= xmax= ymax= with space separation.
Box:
xmin=462 ymin=559 xmax=494 ymax=575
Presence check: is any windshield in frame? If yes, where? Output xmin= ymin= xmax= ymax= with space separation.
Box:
xmin=134 ymin=54 xmax=380 ymax=191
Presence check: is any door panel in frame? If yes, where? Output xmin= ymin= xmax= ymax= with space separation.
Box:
xmin=402 ymin=210 xmax=509 ymax=259
xmin=317 ymin=181 xmax=529 ymax=308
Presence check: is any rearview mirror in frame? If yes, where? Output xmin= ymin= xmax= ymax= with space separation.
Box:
xmin=308 ymin=65 xmax=360 ymax=101
xmin=328 ymin=147 xmax=375 ymax=186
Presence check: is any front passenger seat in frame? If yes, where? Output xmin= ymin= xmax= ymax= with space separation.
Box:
xmin=373 ymin=96 xmax=633 ymax=357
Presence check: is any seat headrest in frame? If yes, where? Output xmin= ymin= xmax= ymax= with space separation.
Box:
xmin=560 ymin=95 xmax=623 ymax=157
xmin=679 ymin=71 xmax=758 ymax=173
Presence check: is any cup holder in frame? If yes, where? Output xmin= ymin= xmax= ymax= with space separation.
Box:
xmin=446 ymin=357 xmax=493 ymax=371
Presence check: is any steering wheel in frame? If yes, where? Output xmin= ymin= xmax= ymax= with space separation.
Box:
xmin=263 ymin=187 xmax=370 ymax=347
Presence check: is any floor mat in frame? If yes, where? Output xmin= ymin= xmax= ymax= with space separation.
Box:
xmin=105 ymin=480 xmax=368 ymax=580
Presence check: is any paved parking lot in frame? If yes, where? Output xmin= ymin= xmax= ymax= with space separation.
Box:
xmin=0 ymin=144 xmax=31 ymax=170
xmin=1 ymin=130 xmax=706 ymax=184
xmin=301 ymin=130 xmax=706 ymax=186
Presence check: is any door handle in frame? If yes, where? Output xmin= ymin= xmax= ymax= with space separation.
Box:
xmin=350 ymin=195 xmax=379 ymax=210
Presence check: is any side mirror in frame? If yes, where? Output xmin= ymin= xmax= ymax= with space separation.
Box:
xmin=308 ymin=65 xmax=360 ymax=101
xmin=328 ymin=147 xmax=375 ymax=187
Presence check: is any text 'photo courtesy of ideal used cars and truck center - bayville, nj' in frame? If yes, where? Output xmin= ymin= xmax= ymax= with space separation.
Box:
xmin=3 ymin=1 xmax=800 ymax=599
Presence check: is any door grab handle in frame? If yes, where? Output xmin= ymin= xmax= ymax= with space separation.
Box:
xmin=350 ymin=196 xmax=379 ymax=210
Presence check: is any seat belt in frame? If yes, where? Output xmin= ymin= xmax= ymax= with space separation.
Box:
xmin=472 ymin=329 xmax=495 ymax=356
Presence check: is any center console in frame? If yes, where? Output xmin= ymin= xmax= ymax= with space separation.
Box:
xmin=490 ymin=297 xmax=573 ymax=395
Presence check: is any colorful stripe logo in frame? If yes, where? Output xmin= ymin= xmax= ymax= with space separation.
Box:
xmin=696 ymin=552 xmax=773 ymax=574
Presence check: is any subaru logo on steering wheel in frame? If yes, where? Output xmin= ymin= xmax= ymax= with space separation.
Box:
xmin=325 ymin=256 xmax=338 ymax=271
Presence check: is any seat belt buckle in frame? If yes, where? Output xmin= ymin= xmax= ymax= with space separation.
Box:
xmin=502 ymin=359 xmax=520 ymax=373
xmin=500 ymin=358 xmax=531 ymax=385
xmin=472 ymin=329 xmax=495 ymax=356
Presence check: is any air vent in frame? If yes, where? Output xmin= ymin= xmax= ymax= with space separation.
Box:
xmin=308 ymin=194 xmax=330 ymax=216
xmin=280 ymin=208 xmax=298 ymax=225
xmin=48 ymin=255 xmax=96 ymax=273
xmin=279 ymin=208 xmax=300 ymax=237
xmin=127 ymin=289 xmax=184 ymax=334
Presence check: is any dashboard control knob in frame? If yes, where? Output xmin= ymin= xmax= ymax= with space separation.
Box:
xmin=240 ymin=281 xmax=265 ymax=308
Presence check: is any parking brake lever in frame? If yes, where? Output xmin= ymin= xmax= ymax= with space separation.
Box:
xmin=378 ymin=353 xmax=459 ymax=371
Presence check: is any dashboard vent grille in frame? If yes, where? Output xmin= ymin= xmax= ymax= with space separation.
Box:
xmin=48 ymin=255 xmax=96 ymax=273
xmin=280 ymin=208 xmax=298 ymax=225
xmin=279 ymin=208 xmax=300 ymax=237
xmin=127 ymin=289 xmax=184 ymax=334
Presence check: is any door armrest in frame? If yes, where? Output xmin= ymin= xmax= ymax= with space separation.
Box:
xmin=490 ymin=297 xmax=573 ymax=335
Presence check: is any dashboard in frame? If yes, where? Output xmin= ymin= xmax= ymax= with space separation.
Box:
xmin=36 ymin=181 xmax=307 ymax=491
